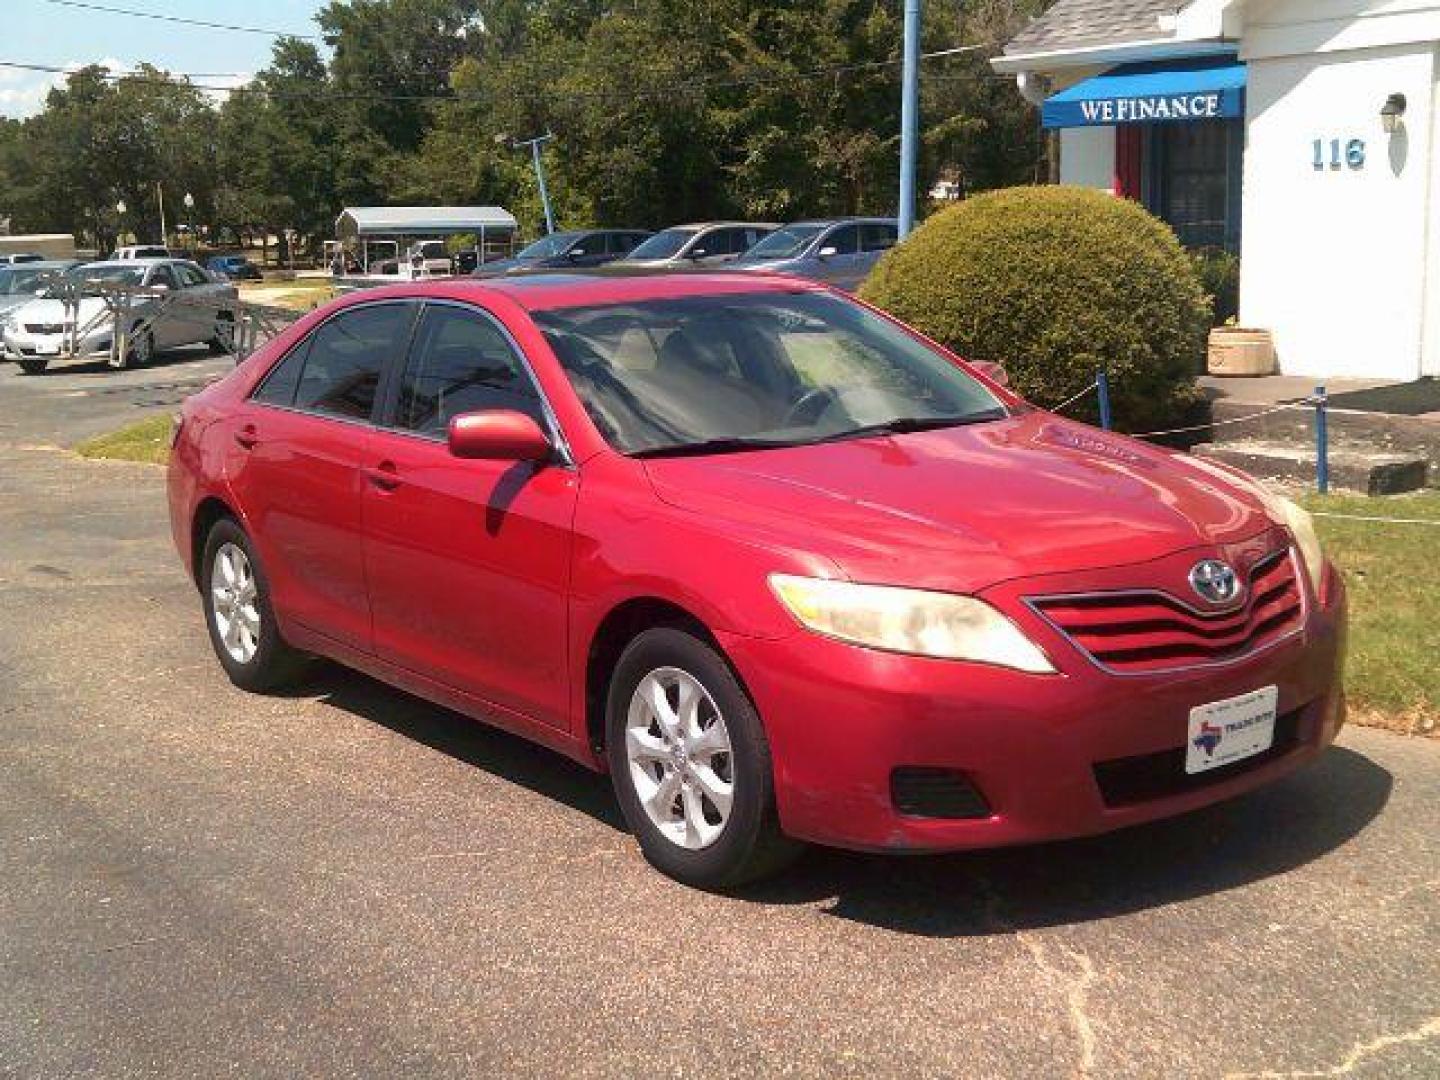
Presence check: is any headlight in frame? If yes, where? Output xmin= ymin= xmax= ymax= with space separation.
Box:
xmin=1275 ymin=496 xmax=1326 ymax=598
xmin=769 ymin=574 xmax=1056 ymax=673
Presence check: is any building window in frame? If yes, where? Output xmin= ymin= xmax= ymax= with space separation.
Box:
xmin=1146 ymin=119 xmax=1243 ymax=252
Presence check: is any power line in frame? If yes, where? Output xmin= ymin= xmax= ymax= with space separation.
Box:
xmin=0 ymin=44 xmax=1005 ymax=105
xmin=35 ymin=0 xmax=319 ymax=40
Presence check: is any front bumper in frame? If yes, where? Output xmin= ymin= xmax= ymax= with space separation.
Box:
xmin=2 ymin=327 xmax=112 ymax=359
xmin=722 ymin=563 xmax=1347 ymax=853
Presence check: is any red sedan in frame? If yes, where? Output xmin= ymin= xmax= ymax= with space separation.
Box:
xmin=167 ymin=273 xmax=1347 ymax=888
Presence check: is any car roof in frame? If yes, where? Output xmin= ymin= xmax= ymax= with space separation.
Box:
xmin=82 ymin=257 xmax=190 ymax=269
xmin=337 ymin=270 xmax=825 ymax=314
xmin=665 ymin=221 xmax=780 ymax=231
xmin=2 ymin=259 xmax=79 ymax=270
xmin=783 ymin=217 xmax=899 ymax=227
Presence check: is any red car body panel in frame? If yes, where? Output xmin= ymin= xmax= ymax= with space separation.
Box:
xmin=168 ymin=274 xmax=1348 ymax=853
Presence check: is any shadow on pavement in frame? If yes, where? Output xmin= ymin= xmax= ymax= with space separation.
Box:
xmin=296 ymin=662 xmax=1391 ymax=935
xmin=300 ymin=662 xmax=627 ymax=832
xmin=16 ymin=347 xmax=216 ymax=378
xmin=743 ymin=746 xmax=1392 ymax=936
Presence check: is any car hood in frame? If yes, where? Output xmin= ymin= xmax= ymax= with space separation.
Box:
xmin=642 ymin=412 xmax=1276 ymax=593
xmin=5 ymin=296 xmax=111 ymax=326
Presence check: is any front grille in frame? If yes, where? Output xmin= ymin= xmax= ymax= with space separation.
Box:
xmin=891 ymin=768 xmax=991 ymax=820
xmin=1093 ymin=707 xmax=1304 ymax=807
xmin=1030 ymin=550 xmax=1303 ymax=674
xmin=24 ymin=323 xmax=67 ymax=335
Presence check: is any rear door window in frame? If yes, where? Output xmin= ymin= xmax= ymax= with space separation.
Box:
xmin=284 ymin=303 xmax=415 ymax=421
xmin=861 ymin=222 xmax=897 ymax=252
xmin=823 ymin=225 xmax=862 ymax=255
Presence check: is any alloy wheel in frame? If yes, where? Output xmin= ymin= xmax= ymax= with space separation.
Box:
xmin=625 ymin=666 xmax=735 ymax=850
xmin=211 ymin=542 xmax=260 ymax=664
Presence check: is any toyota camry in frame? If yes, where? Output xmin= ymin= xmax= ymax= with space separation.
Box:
xmin=167 ymin=273 xmax=1346 ymax=888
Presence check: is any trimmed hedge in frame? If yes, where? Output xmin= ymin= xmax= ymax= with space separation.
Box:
xmin=860 ymin=186 xmax=1210 ymax=433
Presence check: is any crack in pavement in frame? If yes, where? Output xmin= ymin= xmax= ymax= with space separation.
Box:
xmin=977 ymin=875 xmax=1102 ymax=1078
xmin=1225 ymin=1015 xmax=1440 ymax=1078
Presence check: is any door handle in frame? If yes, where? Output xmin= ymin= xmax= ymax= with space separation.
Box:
xmin=234 ymin=424 xmax=258 ymax=449
xmin=366 ymin=462 xmax=402 ymax=491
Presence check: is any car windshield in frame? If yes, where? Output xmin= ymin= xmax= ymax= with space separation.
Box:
xmin=517 ymin=233 xmax=582 ymax=259
xmin=536 ymin=291 xmax=1007 ymax=456
xmin=741 ymin=225 xmax=828 ymax=260
xmin=68 ymin=265 xmax=147 ymax=292
xmin=0 ymin=267 xmax=62 ymax=295
xmin=625 ymin=228 xmax=697 ymax=261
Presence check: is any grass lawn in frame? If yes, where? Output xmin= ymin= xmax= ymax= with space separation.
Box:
xmin=1302 ymin=489 xmax=1440 ymax=737
xmin=237 ymin=279 xmax=336 ymax=312
xmin=74 ymin=414 xmax=173 ymax=465
xmin=71 ymin=415 xmax=1439 ymax=736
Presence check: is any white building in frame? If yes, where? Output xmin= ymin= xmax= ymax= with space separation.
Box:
xmin=994 ymin=0 xmax=1440 ymax=382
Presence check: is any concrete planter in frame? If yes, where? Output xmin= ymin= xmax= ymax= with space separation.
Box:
xmin=1208 ymin=327 xmax=1277 ymax=377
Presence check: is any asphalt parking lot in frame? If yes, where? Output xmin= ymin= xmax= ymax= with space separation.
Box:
xmin=2 ymin=355 xmax=1438 ymax=1078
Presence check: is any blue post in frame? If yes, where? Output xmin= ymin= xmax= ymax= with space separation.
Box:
xmin=530 ymin=138 xmax=556 ymax=236
xmin=896 ymin=0 xmax=921 ymax=238
xmin=1314 ymin=384 xmax=1329 ymax=495
xmin=1096 ymin=371 xmax=1112 ymax=431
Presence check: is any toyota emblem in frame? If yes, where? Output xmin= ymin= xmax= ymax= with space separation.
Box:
xmin=1189 ymin=560 xmax=1242 ymax=605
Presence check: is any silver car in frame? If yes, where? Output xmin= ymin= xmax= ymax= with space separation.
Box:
xmin=618 ymin=221 xmax=778 ymax=270
xmin=729 ymin=217 xmax=899 ymax=291
xmin=0 ymin=260 xmax=82 ymax=326
xmin=3 ymin=258 xmax=238 ymax=374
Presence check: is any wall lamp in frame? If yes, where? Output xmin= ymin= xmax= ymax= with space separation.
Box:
xmin=1381 ymin=93 xmax=1408 ymax=134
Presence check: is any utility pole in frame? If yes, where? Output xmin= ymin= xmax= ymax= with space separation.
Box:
xmin=513 ymin=132 xmax=556 ymax=235
xmin=156 ymin=181 xmax=167 ymax=247
xmin=897 ymin=0 xmax=922 ymax=238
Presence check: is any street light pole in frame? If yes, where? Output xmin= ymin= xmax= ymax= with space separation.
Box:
xmin=115 ymin=199 xmax=127 ymax=248
xmin=897 ymin=0 xmax=922 ymax=238
xmin=156 ymin=181 xmax=167 ymax=247
xmin=183 ymin=192 xmax=195 ymax=255
xmin=513 ymin=132 xmax=557 ymax=235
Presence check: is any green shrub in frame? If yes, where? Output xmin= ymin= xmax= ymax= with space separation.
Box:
xmin=1191 ymin=246 xmax=1241 ymax=326
xmin=860 ymin=186 xmax=1210 ymax=433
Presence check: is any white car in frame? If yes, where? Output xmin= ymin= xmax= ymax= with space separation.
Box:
xmin=110 ymin=245 xmax=173 ymax=260
xmin=3 ymin=258 xmax=238 ymax=375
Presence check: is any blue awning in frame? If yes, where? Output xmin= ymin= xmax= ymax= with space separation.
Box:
xmin=1042 ymin=57 xmax=1246 ymax=130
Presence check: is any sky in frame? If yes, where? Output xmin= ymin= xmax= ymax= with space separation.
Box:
xmin=0 ymin=0 xmax=329 ymax=118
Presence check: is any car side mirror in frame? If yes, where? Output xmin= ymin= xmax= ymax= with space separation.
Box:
xmin=970 ymin=360 xmax=1011 ymax=388
xmin=448 ymin=409 xmax=553 ymax=462
xmin=817 ymin=245 xmax=839 ymax=258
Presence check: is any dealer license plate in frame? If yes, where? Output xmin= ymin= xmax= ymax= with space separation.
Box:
xmin=1185 ymin=686 xmax=1279 ymax=775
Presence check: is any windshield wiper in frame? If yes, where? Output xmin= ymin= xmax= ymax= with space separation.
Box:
xmin=814 ymin=410 xmax=1008 ymax=444
xmin=631 ymin=436 xmax=808 ymax=459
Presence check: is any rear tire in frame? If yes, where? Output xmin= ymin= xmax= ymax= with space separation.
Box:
xmin=200 ymin=517 xmax=308 ymax=692
xmin=606 ymin=627 xmax=800 ymax=889
xmin=17 ymin=356 xmax=48 ymax=375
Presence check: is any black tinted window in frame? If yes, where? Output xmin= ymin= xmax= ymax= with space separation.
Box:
xmin=568 ymin=234 xmax=604 ymax=257
xmin=395 ymin=304 xmax=541 ymax=436
xmin=293 ymin=303 xmax=413 ymax=421
xmin=823 ymin=225 xmax=861 ymax=255
xmin=861 ymin=222 xmax=897 ymax=252
xmin=253 ymin=343 xmax=306 ymax=406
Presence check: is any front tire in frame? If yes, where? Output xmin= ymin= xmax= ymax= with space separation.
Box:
xmin=201 ymin=518 xmax=307 ymax=692
xmin=210 ymin=313 xmax=235 ymax=354
xmin=606 ymin=627 xmax=800 ymax=888
xmin=17 ymin=356 xmax=48 ymax=375
xmin=116 ymin=328 xmax=153 ymax=370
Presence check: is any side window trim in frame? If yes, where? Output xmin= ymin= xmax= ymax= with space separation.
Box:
xmin=248 ymin=298 xmax=419 ymax=427
xmin=377 ymin=297 xmax=574 ymax=467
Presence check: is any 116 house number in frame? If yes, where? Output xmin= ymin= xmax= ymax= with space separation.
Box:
xmin=1314 ymin=137 xmax=1366 ymax=170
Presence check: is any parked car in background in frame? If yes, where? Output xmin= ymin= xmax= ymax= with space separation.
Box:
xmin=0 ymin=253 xmax=46 ymax=266
xmin=0 ymin=260 xmax=82 ymax=321
xmin=617 ymin=222 xmax=777 ymax=270
xmin=472 ymin=229 xmax=652 ymax=278
xmin=3 ymin=258 xmax=238 ymax=374
xmin=730 ymin=218 xmax=899 ymax=291
xmin=111 ymin=245 xmax=173 ymax=260
xmin=167 ymin=272 xmax=1345 ymax=889
xmin=206 ymin=254 xmax=264 ymax=282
